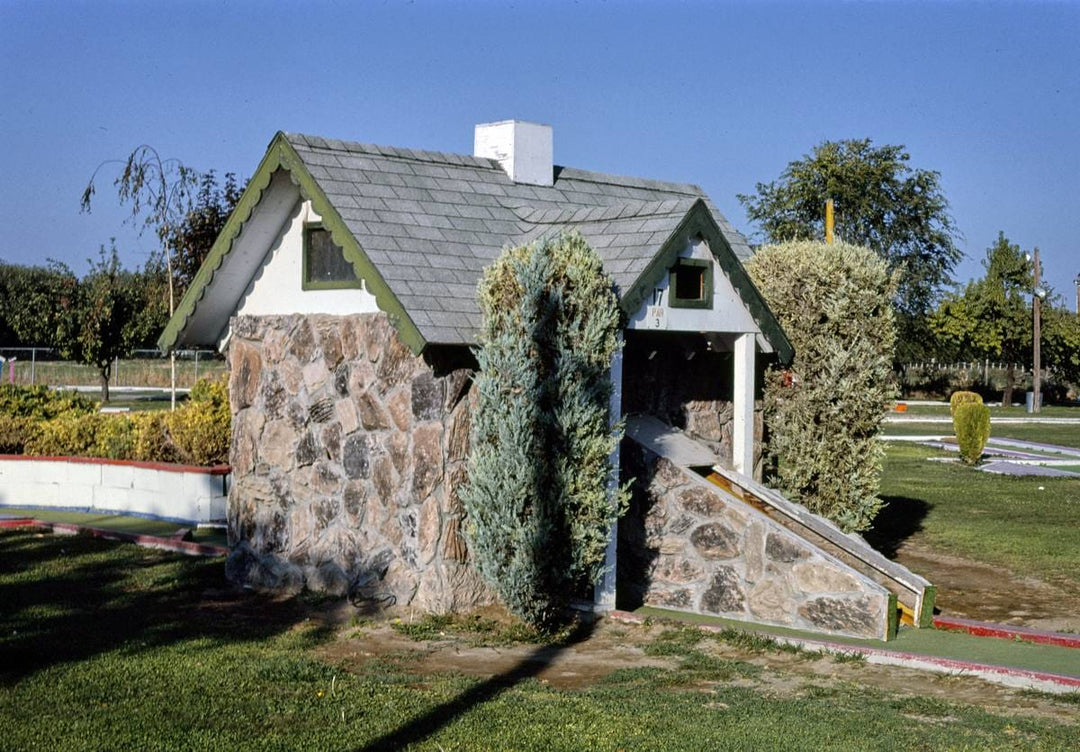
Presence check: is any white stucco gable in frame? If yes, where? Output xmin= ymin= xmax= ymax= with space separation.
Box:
xmin=625 ymin=237 xmax=770 ymax=351
xmin=174 ymin=171 xmax=381 ymax=351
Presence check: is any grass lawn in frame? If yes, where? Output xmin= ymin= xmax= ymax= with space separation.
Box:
xmin=2 ymin=530 xmax=1078 ymax=750
xmin=882 ymin=421 xmax=1080 ymax=449
xmin=872 ymin=443 xmax=1080 ymax=591
xmin=898 ymin=403 xmax=1080 ymax=418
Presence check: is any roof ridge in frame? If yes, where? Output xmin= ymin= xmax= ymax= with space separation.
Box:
xmin=554 ymin=165 xmax=703 ymax=196
xmin=282 ymin=131 xmax=499 ymax=171
xmin=510 ymin=197 xmax=698 ymax=224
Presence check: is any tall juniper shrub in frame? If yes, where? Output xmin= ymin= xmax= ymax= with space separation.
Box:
xmin=461 ymin=233 xmax=626 ymax=628
xmin=746 ymin=241 xmax=898 ymax=533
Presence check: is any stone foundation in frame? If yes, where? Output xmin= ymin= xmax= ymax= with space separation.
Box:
xmin=618 ymin=441 xmax=891 ymax=639
xmin=224 ymin=313 xmax=492 ymax=612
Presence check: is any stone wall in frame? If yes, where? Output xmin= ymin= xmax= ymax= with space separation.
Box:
xmin=621 ymin=332 xmax=763 ymax=478
xmin=618 ymin=441 xmax=891 ymax=639
xmin=224 ymin=313 xmax=491 ymax=612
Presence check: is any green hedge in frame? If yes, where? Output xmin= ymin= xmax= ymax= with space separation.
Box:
xmin=953 ymin=401 xmax=991 ymax=465
xmin=949 ymin=390 xmax=982 ymax=417
xmin=0 ymin=378 xmax=229 ymax=466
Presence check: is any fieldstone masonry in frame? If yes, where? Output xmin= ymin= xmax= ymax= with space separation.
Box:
xmin=224 ymin=312 xmax=492 ymax=612
xmin=619 ymin=442 xmax=890 ymax=639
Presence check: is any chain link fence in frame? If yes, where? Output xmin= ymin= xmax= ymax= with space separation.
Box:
xmin=0 ymin=347 xmax=225 ymax=389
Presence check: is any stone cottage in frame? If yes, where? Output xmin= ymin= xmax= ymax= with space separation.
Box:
xmin=160 ymin=120 xmax=823 ymax=619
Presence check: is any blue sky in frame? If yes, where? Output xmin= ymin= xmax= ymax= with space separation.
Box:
xmin=2 ymin=0 xmax=1077 ymax=306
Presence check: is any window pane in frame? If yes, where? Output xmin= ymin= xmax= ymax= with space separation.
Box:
xmin=674 ymin=263 xmax=705 ymax=300
xmin=306 ymin=228 xmax=357 ymax=283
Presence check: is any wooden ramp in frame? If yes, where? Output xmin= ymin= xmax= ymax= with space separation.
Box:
xmin=627 ymin=415 xmax=936 ymax=630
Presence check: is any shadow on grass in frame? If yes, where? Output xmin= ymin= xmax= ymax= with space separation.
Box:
xmin=864 ymin=495 xmax=931 ymax=559
xmin=357 ymin=619 xmax=596 ymax=752
xmin=0 ymin=529 xmax=314 ymax=686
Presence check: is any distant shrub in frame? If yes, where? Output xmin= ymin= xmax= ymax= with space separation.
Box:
xmin=0 ymin=416 xmax=40 ymax=454
xmin=6 ymin=376 xmax=228 ymax=466
xmin=949 ymin=391 xmax=982 ymax=417
xmin=0 ymin=384 xmax=97 ymax=420
xmin=27 ymin=414 xmax=105 ymax=457
xmin=165 ymin=376 xmax=229 ymax=465
xmin=954 ymin=402 xmax=990 ymax=464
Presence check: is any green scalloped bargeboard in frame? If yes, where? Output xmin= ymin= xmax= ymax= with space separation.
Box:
xmin=618 ymin=200 xmax=793 ymax=365
xmin=157 ymin=133 xmax=426 ymax=355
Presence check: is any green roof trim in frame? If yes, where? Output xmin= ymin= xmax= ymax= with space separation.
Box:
xmin=158 ymin=132 xmax=427 ymax=355
xmin=620 ymin=200 xmax=794 ymax=364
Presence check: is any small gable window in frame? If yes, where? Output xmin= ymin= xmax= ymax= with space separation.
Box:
xmin=303 ymin=226 xmax=361 ymax=289
xmin=668 ymin=258 xmax=713 ymax=309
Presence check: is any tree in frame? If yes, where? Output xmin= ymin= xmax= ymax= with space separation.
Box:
xmin=932 ymin=233 xmax=1080 ymax=403
xmin=162 ymin=170 xmax=242 ymax=299
xmin=81 ymin=145 xmax=218 ymax=407
xmin=930 ymin=233 xmax=1032 ymax=406
xmin=55 ymin=244 xmax=165 ymax=403
xmin=738 ymin=139 xmax=962 ymax=355
xmin=462 ymin=233 xmax=625 ymax=627
xmin=0 ymin=262 xmax=78 ymax=347
xmin=746 ymin=240 xmax=899 ymax=533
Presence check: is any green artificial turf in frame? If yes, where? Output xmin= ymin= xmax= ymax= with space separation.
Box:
xmin=636 ymin=607 xmax=1080 ymax=677
xmin=2 ymin=530 xmax=1078 ymax=751
xmin=0 ymin=507 xmax=227 ymax=547
xmin=872 ymin=443 xmax=1080 ymax=589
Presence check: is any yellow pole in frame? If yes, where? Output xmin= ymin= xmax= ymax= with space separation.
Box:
xmin=825 ymin=199 xmax=835 ymax=244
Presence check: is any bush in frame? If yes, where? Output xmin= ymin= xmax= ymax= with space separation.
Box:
xmin=4 ymin=376 xmax=228 ymax=465
xmin=27 ymin=414 xmax=105 ymax=457
xmin=0 ymin=384 xmax=97 ymax=420
xmin=462 ymin=233 xmax=625 ymax=628
xmin=746 ymin=240 xmax=898 ymax=533
xmin=949 ymin=390 xmax=982 ymax=417
xmin=954 ymin=402 xmax=991 ymax=464
xmin=0 ymin=416 xmax=40 ymax=454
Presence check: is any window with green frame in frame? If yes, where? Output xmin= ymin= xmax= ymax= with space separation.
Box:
xmin=668 ymin=258 xmax=713 ymax=309
xmin=303 ymin=226 xmax=361 ymax=289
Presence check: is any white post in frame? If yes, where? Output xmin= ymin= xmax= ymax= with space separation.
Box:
xmin=732 ymin=333 xmax=756 ymax=477
xmin=594 ymin=334 xmax=624 ymax=611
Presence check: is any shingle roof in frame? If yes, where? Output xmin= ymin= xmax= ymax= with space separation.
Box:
xmin=283 ymin=132 xmax=753 ymax=345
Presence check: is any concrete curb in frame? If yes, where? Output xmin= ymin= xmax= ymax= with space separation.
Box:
xmin=933 ymin=616 xmax=1080 ymax=649
xmin=0 ymin=518 xmax=228 ymax=558
xmin=609 ymin=610 xmax=1080 ymax=694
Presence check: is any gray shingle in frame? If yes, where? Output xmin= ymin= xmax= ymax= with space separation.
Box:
xmin=283 ymin=132 xmax=754 ymax=346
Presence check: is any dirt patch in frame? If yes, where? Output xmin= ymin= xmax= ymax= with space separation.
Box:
xmin=892 ymin=541 xmax=1080 ymax=633
xmin=318 ymin=616 xmax=1080 ymax=723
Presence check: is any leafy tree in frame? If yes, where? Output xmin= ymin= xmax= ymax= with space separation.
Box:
xmin=162 ymin=171 xmax=242 ymax=299
xmin=0 ymin=262 xmax=78 ymax=347
xmin=930 ymin=233 xmax=1032 ymax=406
xmin=81 ymin=145 xmax=241 ymax=406
xmin=55 ymin=244 xmax=165 ymax=403
xmin=738 ymin=139 xmax=961 ymax=355
xmin=462 ymin=233 xmax=625 ymax=627
xmin=746 ymin=240 xmax=898 ymax=533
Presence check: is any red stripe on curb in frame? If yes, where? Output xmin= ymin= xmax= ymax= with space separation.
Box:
xmin=0 ymin=454 xmax=230 ymax=475
xmin=933 ymin=615 xmax=1080 ymax=649
xmin=1 ymin=518 xmax=228 ymax=557
xmin=608 ymin=610 xmax=1080 ymax=691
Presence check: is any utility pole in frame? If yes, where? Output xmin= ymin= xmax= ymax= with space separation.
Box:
xmin=825 ymin=199 xmax=835 ymax=244
xmin=1032 ymin=247 xmax=1042 ymax=413
xmin=1074 ymin=272 xmax=1079 ymax=314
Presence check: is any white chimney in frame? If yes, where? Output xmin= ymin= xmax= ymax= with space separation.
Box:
xmin=474 ymin=120 xmax=553 ymax=186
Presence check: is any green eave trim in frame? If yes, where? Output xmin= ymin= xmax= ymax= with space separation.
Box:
xmin=158 ymin=132 xmax=427 ymax=355
xmin=620 ymin=200 xmax=794 ymax=364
